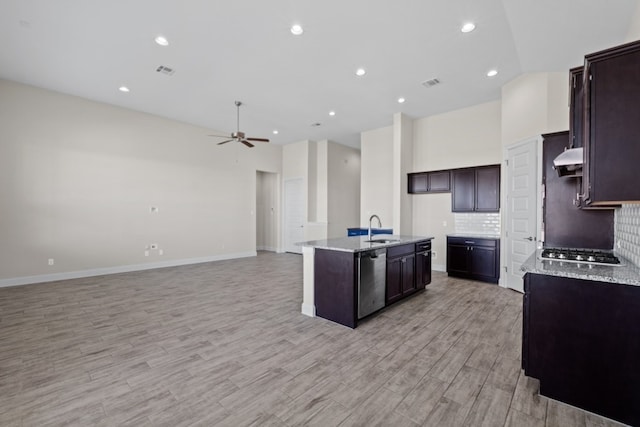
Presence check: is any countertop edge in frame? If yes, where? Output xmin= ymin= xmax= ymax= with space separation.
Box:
xmin=297 ymin=235 xmax=434 ymax=253
xmin=521 ymin=250 xmax=640 ymax=286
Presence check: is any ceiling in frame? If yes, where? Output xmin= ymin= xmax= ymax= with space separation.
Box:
xmin=0 ymin=0 xmax=638 ymax=149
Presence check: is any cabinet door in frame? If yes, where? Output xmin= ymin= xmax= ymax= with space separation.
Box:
xmin=428 ymin=171 xmax=451 ymax=192
xmin=469 ymin=246 xmax=497 ymax=278
xmin=451 ymin=168 xmax=475 ymax=212
xmin=415 ymin=251 xmax=431 ymax=289
xmin=408 ymin=173 xmax=428 ymax=193
xmin=401 ymin=254 xmax=416 ymax=295
xmin=386 ymin=257 xmax=403 ymax=303
xmin=447 ymin=244 xmax=469 ymax=274
xmin=569 ymin=67 xmax=584 ymax=148
xmin=475 ymin=166 xmax=500 ymax=212
xmin=584 ymin=42 xmax=640 ymax=205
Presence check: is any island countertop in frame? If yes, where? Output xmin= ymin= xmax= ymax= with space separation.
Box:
xmin=521 ymin=250 xmax=640 ymax=286
xmin=298 ymin=234 xmax=433 ymax=253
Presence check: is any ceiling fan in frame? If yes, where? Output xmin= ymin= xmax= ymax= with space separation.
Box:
xmin=208 ymin=101 xmax=270 ymax=148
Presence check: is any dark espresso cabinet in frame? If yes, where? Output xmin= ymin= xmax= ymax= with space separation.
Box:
xmin=523 ymin=273 xmax=640 ymax=426
xmin=386 ymin=244 xmax=416 ymax=304
xmin=408 ymin=170 xmax=450 ymax=194
xmin=582 ymin=40 xmax=640 ymax=206
xmin=451 ymin=165 xmax=500 ymax=212
xmin=446 ymin=236 xmax=500 ymax=284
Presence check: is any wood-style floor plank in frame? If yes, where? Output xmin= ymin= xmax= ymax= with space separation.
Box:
xmin=0 ymin=252 xmax=627 ymax=426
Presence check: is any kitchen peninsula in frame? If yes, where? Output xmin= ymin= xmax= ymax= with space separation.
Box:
xmin=299 ymin=234 xmax=433 ymax=328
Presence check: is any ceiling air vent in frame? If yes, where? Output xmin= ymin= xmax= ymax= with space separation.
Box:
xmin=156 ymin=65 xmax=175 ymax=76
xmin=422 ymin=78 xmax=441 ymax=88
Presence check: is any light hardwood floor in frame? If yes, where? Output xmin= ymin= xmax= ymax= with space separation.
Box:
xmin=0 ymin=252 xmax=626 ymax=426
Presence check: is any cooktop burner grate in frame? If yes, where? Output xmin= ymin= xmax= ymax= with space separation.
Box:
xmin=540 ymin=248 xmax=621 ymax=266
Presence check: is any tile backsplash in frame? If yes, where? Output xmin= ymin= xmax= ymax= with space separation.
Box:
xmin=454 ymin=212 xmax=501 ymax=236
xmin=615 ymin=204 xmax=640 ymax=267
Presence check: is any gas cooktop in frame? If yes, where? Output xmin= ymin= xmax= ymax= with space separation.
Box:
xmin=540 ymin=248 xmax=622 ymax=266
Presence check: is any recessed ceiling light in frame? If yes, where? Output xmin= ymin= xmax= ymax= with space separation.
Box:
xmin=154 ymin=35 xmax=169 ymax=46
xmin=118 ymin=86 xmax=130 ymax=93
xmin=355 ymin=68 xmax=366 ymax=77
xmin=461 ymin=22 xmax=476 ymax=33
xmin=487 ymin=69 xmax=498 ymax=77
xmin=290 ymin=24 xmax=303 ymax=35
xmin=273 ymin=130 xmax=279 ymax=135
xmin=397 ymin=97 xmax=406 ymax=104
xmin=329 ymin=111 xmax=336 ymax=116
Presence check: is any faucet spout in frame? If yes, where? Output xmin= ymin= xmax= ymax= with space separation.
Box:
xmin=368 ymin=214 xmax=382 ymax=241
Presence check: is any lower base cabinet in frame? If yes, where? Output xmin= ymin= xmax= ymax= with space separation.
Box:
xmin=446 ymin=236 xmax=499 ymax=284
xmin=386 ymin=244 xmax=416 ymax=304
xmin=523 ymin=273 xmax=640 ymax=426
xmin=314 ymin=240 xmax=432 ymax=328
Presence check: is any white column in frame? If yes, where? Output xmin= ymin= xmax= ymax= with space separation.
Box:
xmin=301 ymin=246 xmax=316 ymax=317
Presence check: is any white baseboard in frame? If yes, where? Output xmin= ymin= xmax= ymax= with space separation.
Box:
xmin=301 ymin=302 xmax=316 ymax=317
xmin=0 ymin=251 xmax=257 ymax=288
xmin=433 ymin=263 xmax=446 ymax=272
xmin=256 ymin=246 xmax=278 ymax=252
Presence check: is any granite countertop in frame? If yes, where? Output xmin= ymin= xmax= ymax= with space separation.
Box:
xmin=521 ymin=250 xmax=640 ymax=286
xmin=447 ymin=233 xmax=501 ymax=239
xmin=298 ymin=234 xmax=433 ymax=253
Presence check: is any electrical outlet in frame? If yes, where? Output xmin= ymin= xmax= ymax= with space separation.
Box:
xmin=159 ymin=249 xmax=164 ymax=256
xmin=442 ymin=221 xmax=447 ymax=227
xmin=144 ymin=250 xmax=149 ymax=257
xmin=432 ymin=251 xmax=437 ymax=259
xmin=150 ymin=243 xmax=158 ymax=250
xmin=48 ymin=258 xmax=54 ymax=266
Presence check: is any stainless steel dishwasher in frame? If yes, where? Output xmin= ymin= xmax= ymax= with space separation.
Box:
xmin=357 ymin=248 xmax=387 ymax=319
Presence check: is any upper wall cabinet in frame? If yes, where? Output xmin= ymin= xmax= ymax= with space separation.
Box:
xmin=582 ymin=40 xmax=640 ymax=206
xmin=451 ymin=165 xmax=501 ymax=212
xmin=408 ymin=170 xmax=450 ymax=194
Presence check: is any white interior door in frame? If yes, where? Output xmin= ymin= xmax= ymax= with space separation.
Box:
xmin=505 ymin=137 xmax=541 ymax=292
xmin=284 ymin=178 xmax=305 ymax=254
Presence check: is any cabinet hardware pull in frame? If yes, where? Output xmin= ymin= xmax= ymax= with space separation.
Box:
xmin=464 ymin=241 xmax=475 ymax=244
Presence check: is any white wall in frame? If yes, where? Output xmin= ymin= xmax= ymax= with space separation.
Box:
xmin=360 ymin=126 xmax=394 ymax=228
xmin=327 ymin=142 xmax=361 ymax=238
xmin=627 ymin=2 xmax=640 ymax=42
xmin=0 ymin=79 xmax=282 ymax=285
xmin=501 ymin=72 xmax=569 ymax=146
xmin=411 ymin=100 xmax=503 ymax=270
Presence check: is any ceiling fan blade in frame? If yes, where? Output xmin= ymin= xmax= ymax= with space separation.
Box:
xmin=240 ymin=140 xmax=255 ymax=148
xmin=208 ymin=134 xmax=231 ymax=138
xmin=217 ymin=140 xmax=234 ymax=145
xmin=245 ymin=137 xmax=270 ymax=142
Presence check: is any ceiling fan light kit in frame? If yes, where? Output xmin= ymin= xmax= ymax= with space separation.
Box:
xmin=208 ymin=101 xmax=270 ymax=148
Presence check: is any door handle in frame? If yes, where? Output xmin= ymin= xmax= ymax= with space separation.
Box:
xmin=524 ymin=236 xmax=535 ymax=241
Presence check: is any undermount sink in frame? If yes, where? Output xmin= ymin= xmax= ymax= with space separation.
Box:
xmin=365 ymin=238 xmax=400 ymax=244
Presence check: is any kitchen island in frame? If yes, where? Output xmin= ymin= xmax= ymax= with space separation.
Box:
xmin=520 ymin=251 xmax=640 ymax=426
xmin=299 ymin=234 xmax=433 ymax=328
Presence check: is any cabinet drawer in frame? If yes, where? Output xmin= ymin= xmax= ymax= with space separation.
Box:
xmin=415 ymin=240 xmax=431 ymax=252
xmin=447 ymin=236 xmax=497 ymax=248
xmin=387 ymin=243 xmax=414 ymax=258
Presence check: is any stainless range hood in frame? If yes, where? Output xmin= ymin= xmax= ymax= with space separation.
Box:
xmin=553 ymin=147 xmax=583 ymax=177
